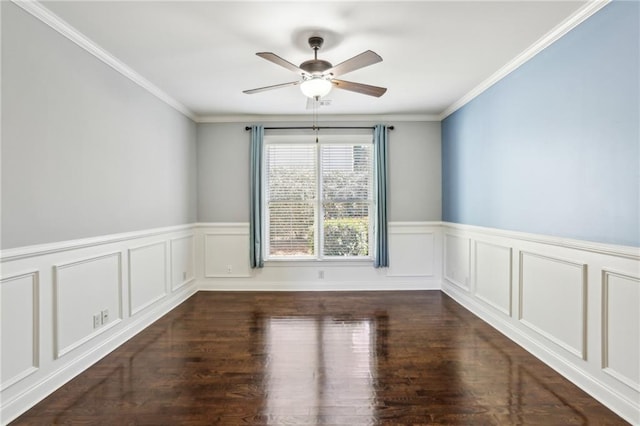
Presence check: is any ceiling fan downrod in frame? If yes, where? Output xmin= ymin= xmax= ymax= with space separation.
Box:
xmin=308 ymin=36 xmax=324 ymax=60
xmin=300 ymin=37 xmax=332 ymax=75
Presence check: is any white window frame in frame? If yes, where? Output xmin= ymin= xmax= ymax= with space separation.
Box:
xmin=263 ymin=133 xmax=374 ymax=262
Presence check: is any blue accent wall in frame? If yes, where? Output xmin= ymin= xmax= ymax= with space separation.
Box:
xmin=442 ymin=1 xmax=639 ymax=247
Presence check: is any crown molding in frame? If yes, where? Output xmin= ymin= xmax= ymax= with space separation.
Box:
xmin=195 ymin=113 xmax=440 ymax=123
xmin=438 ymin=0 xmax=611 ymax=121
xmin=11 ymin=0 xmax=197 ymax=122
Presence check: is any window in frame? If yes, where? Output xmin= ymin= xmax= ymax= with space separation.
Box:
xmin=264 ymin=134 xmax=374 ymax=260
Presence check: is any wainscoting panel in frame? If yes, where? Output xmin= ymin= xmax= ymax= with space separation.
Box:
xmin=197 ymin=222 xmax=442 ymax=291
xmin=387 ymin=223 xmax=437 ymax=277
xmin=203 ymin=225 xmax=251 ymax=278
xmin=128 ymin=242 xmax=167 ymax=315
xmin=602 ymin=270 xmax=640 ymax=391
xmin=170 ymin=235 xmax=195 ymax=291
xmin=474 ymin=241 xmax=512 ymax=316
xmin=444 ymin=233 xmax=470 ymax=291
xmin=519 ymin=251 xmax=587 ymax=359
xmin=441 ymin=222 xmax=640 ymax=424
xmin=0 ymin=271 xmax=39 ymax=390
xmin=54 ymin=253 xmax=122 ymax=358
xmin=0 ymin=225 xmax=197 ymax=425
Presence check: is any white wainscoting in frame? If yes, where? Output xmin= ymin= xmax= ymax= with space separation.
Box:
xmin=170 ymin=235 xmax=195 ymax=292
xmin=196 ymin=222 xmax=442 ymax=291
xmin=441 ymin=222 xmax=640 ymax=425
xmin=0 ymin=271 xmax=39 ymax=391
xmin=387 ymin=223 xmax=438 ymax=278
xmin=54 ymin=252 xmax=122 ymax=358
xmin=519 ymin=251 xmax=587 ymax=359
xmin=602 ymin=270 xmax=640 ymax=392
xmin=202 ymin=224 xmax=251 ymax=278
xmin=444 ymin=233 xmax=470 ymax=291
xmin=128 ymin=241 xmax=167 ymax=316
xmin=2 ymin=220 xmax=638 ymax=425
xmin=474 ymin=241 xmax=512 ymax=316
xmin=0 ymin=225 xmax=197 ymax=425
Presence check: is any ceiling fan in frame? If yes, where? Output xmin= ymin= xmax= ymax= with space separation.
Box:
xmin=243 ymin=36 xmax=387 ymax=99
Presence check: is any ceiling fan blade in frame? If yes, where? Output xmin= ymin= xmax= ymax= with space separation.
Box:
xmin=325 ymin=50 xmax=382 ymax=77
xmin=243 ymin=81 xmax=300 ymax=94
xmin=256 ymin=52 xmax=305 ymax=75
xmin=331 ymin=79 xmax=387 ymax=97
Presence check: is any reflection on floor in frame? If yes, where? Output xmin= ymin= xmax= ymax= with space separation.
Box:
xmin=11 ymin=291 xmax=627 ymax=425
xmin=264 ymin=316 xmax=380 ymax=424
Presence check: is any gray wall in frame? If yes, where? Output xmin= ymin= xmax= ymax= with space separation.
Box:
xmin=1 ymin=2 xmax=197 ymax=249
xmin=197 ymin=123 xmax=250 ymax=222
xmin=197 ymin=121 xmax=441 ymax=222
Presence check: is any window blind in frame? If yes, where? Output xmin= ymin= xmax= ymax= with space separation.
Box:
xmin=321 ymin=144 xmax=373 ymax=257
xmin=266 ymin=144 xmax=317 ymax=257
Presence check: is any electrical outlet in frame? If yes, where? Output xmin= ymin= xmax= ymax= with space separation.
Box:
xmin=93 ymin=314 xmax=101 ymax=329
xmin=318 ymin=270 xmax=324 ymax=279
xmin=101 ymin=309 xmax=109 ymax=324
xmin=226 ymin=264 xmax=232 ymax=273
xmin=182 ymin=271 xmax=187 ymax=280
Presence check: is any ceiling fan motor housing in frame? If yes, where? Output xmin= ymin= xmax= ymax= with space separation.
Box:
xmin=300 ymin=59 xmax=332 ymax=75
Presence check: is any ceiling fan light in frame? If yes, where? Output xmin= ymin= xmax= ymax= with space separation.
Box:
xmin=300 ymin=77 xmax=332 ymax=98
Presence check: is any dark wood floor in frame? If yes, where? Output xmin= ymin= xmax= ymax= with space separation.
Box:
xmin=12 ymin=291 xmax=627 ymax=425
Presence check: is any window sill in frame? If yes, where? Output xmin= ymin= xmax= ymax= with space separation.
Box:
xmin=264 ymin=258 xmax=373 ymax=268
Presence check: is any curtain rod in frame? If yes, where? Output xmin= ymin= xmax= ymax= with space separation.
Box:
xmin=244 ymin=126 xmax=394 ymax=131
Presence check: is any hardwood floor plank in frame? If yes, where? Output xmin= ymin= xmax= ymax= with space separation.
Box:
xmin=11 ymin=291 xmax=627 ymax=425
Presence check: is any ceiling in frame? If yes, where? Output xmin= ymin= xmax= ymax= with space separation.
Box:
xmin=38 ymin=0 xmax=592 ymax=120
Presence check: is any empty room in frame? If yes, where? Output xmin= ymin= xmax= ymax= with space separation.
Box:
xmin=1 ymin=0 xmax=638 ymax=424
